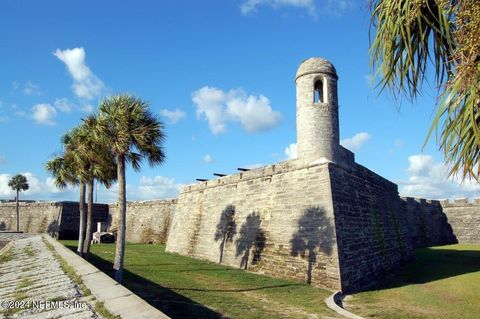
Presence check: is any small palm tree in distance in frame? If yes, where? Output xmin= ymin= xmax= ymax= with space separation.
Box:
xmin=8 ymin=174 xmax=29 ymax=232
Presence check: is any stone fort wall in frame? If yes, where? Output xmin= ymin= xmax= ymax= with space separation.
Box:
xmin=108 ymin=199 xmax=176 ymax=244
xmin=329 ymin=162 xmax=414 ymax=293
xmin=0 ymin=201 xmax=109 ymax=239
xmin=165 ymin=159 xmax=420 ymax=293
xmin=166 ymin=159 xmax=343 ymax=290
xmin=400 ymin=197 xmax=480 ymax=246
xmin=1 ymin=185 xmax=478 ymax=293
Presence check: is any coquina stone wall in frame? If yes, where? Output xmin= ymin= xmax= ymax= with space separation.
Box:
xmin=0 ymin=201 xmax=109 ymax=239
xmin=439 ymin=198 xmax=480 ymax=244
xmin=108 ymin=199 xmax=176 ymax=244
xmin=329 ymin=163 xmax=414 ymax=293
xmin=167 ymin=159 xmax=342 ymax=290
xmin=401 ymin=197 xmax=457 ymax=248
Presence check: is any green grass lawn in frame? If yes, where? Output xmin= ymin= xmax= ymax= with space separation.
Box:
xmin=60 ymin=240 xmax=337 ymax=319
xmin=344 ymin=244 xmax=480 ymax=319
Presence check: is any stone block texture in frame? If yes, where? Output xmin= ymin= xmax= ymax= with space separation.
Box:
xmin=108 ymin=199 xmax=176 ymax=243
xmin=0 ymin=201 xmax=109 ymax=239
xmin=166 ymin=159 xmax=342 ymax=290
xmin=329 ymin=163 xmax=414 ymax=292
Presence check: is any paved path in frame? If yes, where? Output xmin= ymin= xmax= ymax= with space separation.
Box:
xmin=0 ymin=234 xmax=99 ymax=319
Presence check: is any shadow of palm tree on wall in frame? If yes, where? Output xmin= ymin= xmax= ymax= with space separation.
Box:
xmin=290 ymin=206 xmax=334 ymax=284
xmin=47 ymin=220 xmax=59 ymax=238
xmin=214 ymin=205 xmax=237 ymax=264
xmin=235 ymin=212 xmax=266 ymax=269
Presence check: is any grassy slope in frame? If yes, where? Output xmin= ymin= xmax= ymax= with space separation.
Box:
xmin=60 ymin=240 xmax=337 ymax=319
xmin=344 ymin=244 xmax=480 ymax=319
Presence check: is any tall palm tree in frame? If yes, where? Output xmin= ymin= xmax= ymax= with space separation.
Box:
xmin=72 ymin=116 xmax=117 ymax=257
xmin=8 ymin=174 xmax=29 ymax=232
xmin=46 ymin=141 xmax=87 ymax=255
xmin=96 ymin=94 xmax=165 ymax=283
xmin=47 ymin=118 xmax=116 ymax=258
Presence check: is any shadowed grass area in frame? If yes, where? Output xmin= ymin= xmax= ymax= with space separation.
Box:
xmin=60 ymin=240 xmax=337 ymax=319
xmin=345 ymin=244 xmax=480 ymax=319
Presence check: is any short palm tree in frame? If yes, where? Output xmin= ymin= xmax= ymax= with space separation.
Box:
xmin=8 ymin=174 xmax=29 ymax=232
xmin=96 ymin=94 xmax=165 ymax=283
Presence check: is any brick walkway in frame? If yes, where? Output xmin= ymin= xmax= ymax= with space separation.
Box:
xmin=0 ymin=234 xmax=99 ymax=318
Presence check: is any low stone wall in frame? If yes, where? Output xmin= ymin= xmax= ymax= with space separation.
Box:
xmin=441 ymin=198 xmax=480 ymax=244
xmin=0 ymin=201 xmax=109 ymax=239
xmin=401 ymin=197 xmax=457 ymax=248
xmin=108 ymin=200 xmax=177 ymax=244
xmin=0 ymin=202 xmax=62 ymax=235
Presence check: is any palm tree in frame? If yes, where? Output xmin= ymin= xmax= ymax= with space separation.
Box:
xmin=47 ymin=118 xmax=116 ymax=257
xmin=96 ymin=94 xmax=165 ymax=283
xmin=8 ymin=174 xmax=29 ymax=232
xmin=370 ymin=0 xmax=480 ymax=180
xmin=46 ymin=142 xmax=87 ymax=255
xmin=73 ymin=116 xmax=116 ymax=257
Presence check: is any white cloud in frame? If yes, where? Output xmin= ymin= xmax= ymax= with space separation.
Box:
xmin=399 ymin=154 xmax=480 ymax=199
xmin=244 ymin=163 xmax=264 ymax=169
xmin=135 ymin=176 xmax=180 ymax=200
xmin=54 ymin=98 xmax=74 ymax=113
xmin=32 ymin=103 xmax=57 ymax=126
xmin=240 ymin=0 xmax=315 ymax=15
xmin=54 ymin=47 xmax=105 ymax=100
xmin=285 ymin=143 xmax=298 ymax=159
xmin=203 ymin=154 xmax=214 ymax=164
xmin=22 ymin=81 xmax=42 ymax=95
xmin=340 ymin=132 xmax=370 ymax=151
xmin=0 ymin=172 xmax=76 ymax=200
xmin=159 ymin=108 xmax=186 ymax=124
xmin=81 ymin=104 xmax=94 ymax=113
xmin=240 ymin=0 xmax=354 ymax=16
xmin=0 ymin=155 xmax=5 ymax=165
xmin=0 ymin=172 xmax=180 ymax=203
xmin=192 ymin=86 xmax=281 ymax=134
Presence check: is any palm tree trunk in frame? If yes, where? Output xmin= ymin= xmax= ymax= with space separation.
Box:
xmin=15 ymin=189 xmax=19 ymax=232
xmin=83 ymin=179 xmax=94 ymax=257
xmin=77 ymin=182 xmax=86 ymax=256
xmin=113 ymin=154 xmax=126 ymax=283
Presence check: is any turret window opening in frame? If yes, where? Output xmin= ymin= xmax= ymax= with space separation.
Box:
xmin=314 ymin=80 xmax=324 ymax=103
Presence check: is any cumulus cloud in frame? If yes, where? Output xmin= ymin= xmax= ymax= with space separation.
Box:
xmin=0 ymin=172 xmax=76 ymax=200
xmin=192 ymin=86 xmax=281 ymax=134
xmin=399 ymin=154 xmax=480 ymax=200
xmin=159 ymin=108 xmax=186 ymax=124
xmin=285 ymin=143 xmax=298 ymax=159
xmin=23 ymin=81 xmax=42 ymax=95
xmin=240 ymin=0 xmax=315 ymax=15
xmin=0 ymin=172 xmax=180 ymax=202
xmin=340 ymin=132 xmax=370 ymax=151
xmin=54 ymin=47 xmax=105 ymax=100
xmin=54 ymin=98 xmax=74 ymax=113
xmin=12 ymin=80 xmax=42 ymax=95
xmin=203 ymin=154 xmax=214 ymax=164
xmin=136 ymin=176 xmax=180 ymax=200
xmin=240 ymin=0 xmax=354 ymax=16
xmin=32 ymin=103 xmax=57 ymax=125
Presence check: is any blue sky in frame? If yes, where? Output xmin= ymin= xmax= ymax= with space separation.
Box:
xmin=0 ymin=0 xmax=478 ymax=202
